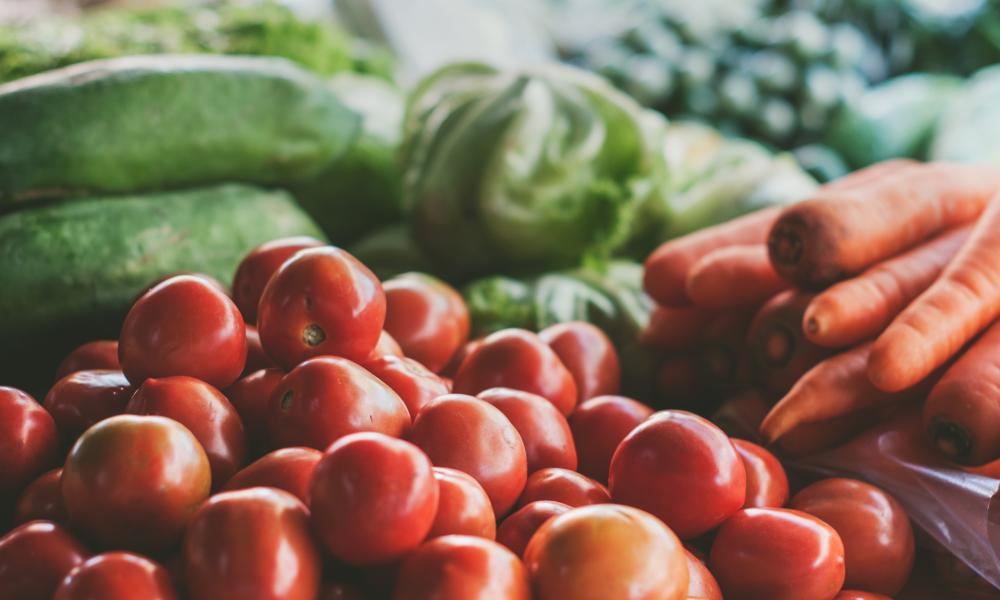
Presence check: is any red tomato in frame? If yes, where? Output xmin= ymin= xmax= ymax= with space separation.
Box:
xmin=54 ymin=552 xmax=178 ymax=600
xmin=517 ymin=468 xmax=610 ymax=508
xmin=429 ymin=467 xmax=496 ymax=540
xmin=709 ymin=507 xmax=846 ymax=600
xmin=610 ymin=410 xmax=746 ymax=539
xmin=14 ymin=469 xmax=66 ymax=526
xmin=134 ymin=272 xmax=229 ymax=302
xmin=184 ymin=487 xmax=321 ymax=600
xmin=524 ymin=504 xmax=689 ymax=600
xmin=685 ymin=550 xmax=722 ymax=600
xmin=834 ymin=592 xmax=891 ymax=600
xmin=0 ymin=521 xmax=89 ymax=600
xmin=538 ymin=322 xmax=620 ymax=402
xmin=569 ymin=395 xmax=653 ymax=483
xmin=370 ymin=330 xmax=405 ymax=360
xmin=478 ymin=388 xmax=577 ymax=472
xmin=732 ymin=439 xmax=788 ymax=508
xmin=62 ymin=415 xmax=210 ymax=552
xmin=119 ymin=275 xmax=247 ymax=388
xmin=243 ymin=325 xmax=276 ymax=374
xmin=257 ymin=247 xmax=385 ymax=368
xmin=232 ymin=236 xmax=324 ymax=324
xmin=363 ymin=355 xmax=450 ymax=419
xmin=223 ymin=447 xmax=321 ymax=505
xmin=127 ymin=376 xmax=248 ymax=488
xmin=0 ymin=387 xmax=59 ymax=500
xmin=310 ymin=432 xmax=439 ymax=565
xmin=56 ymin=341 xmax=120 ymax=380
xmin=224 ymin=367 xmax=284 ymax=452
xmin=393 ymin=535 xmax=530 ymax=600
xmin=383 ymin=273 xmax=470 ymax=373
xmin=440 ymin=338 xmax=482 ymax=378
xmin=267 ymin=357 xmax=409 ymax=450
xmin=409 ymin=394 xmax=527 ymax=516
xmin=44 ymin=370 xmax=133 ymax=440
xmin=453 ymin=329 xmax=577 ymax=416
xmin=496 ymin=501 xmax=570 ymax=557
xmin=789 ymin=478 xmax=915 ymax=596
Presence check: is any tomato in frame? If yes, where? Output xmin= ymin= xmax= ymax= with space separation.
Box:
xmin=429 ymin=467 xmax=496 ymax=540
xmin=609 ymin=410 xmax=746 ymax=539
xmin=223 ymin=447 xmax=321 ymax=505
xmin=54 ymin=552 xmax=178 ymax=600
xmin=224 ymin=367 xmax=284 ymax=453
xmin=267 ymin=357 xmax=409 ymax=450
xmin=538 ymin=322 xmax=620 ymax=402
xmin=62 ymin=415 xmax=210 ymax=552
xmin=409 ymin=394 xmax=527 ymax=516
xmin=363 ymin=355 xmax=450 ymax=419
xmin=383 ymin=273 xmax=470 ymax=373
xmin=517 ymin=468 xmax=610 ymax=508
xmin=569 ymin=395 xmax=653 ymax=484
xmin=685 ymin=550 xmax=722 ymax=600
xmin=119 ymin=275 xmax=246 ymax=388
xmin=371 ymin=330 xmax=405 ymax=360
xmin=709 ymin=389 xmax=771 ymax=442
xmin=709 ymin=507 xmax=845 ymax=600
xmin=834 ymin=592 xmax=891 ymax=600
xmin=789 ymin=478 xmax=915 ymax=596
xmin=496 ymin=501 xmax=570 ymax=557
xmin=14 ymin=469 xmax=66 ymax=526
xmin=0 ymin=387 xmax=59 ymax=501
xmin=232 ymin=236 xmax=324 ymax=324
xmin=478 ymin=388 xmax=577 ymax=472
xmin=453 ymin=329 xmax=577 ymax=416
xmin=135 ymin=272 xmax=229 ymax=303
xmin=257 ymin=247 xmax=385 ymax=368
xmin=393 ymin=535 xmax=530 ymax=600
xmin=44 ymin=370 xmax=133 ymax=440
xmin=56 ymin=341 xmax=120 ymax=380
xmin=310 ymin=432 xmax=439 ymax=565
xmin=732 ymin=439 xmax=788 ymax=508
xmin=184 ymin=487 xmax=321 ymax=600
xmin=0 ymin=521 xmax=88 ymax=600
xmin=127 ymin=376 xmax=248 ymax=488
xmin=524 ymin=504 xmax=689 ymax=600
xmin=243 ymin=325 xmax=276 ymax=374
xmin=440 ymin=338 xmax=482 ymax=378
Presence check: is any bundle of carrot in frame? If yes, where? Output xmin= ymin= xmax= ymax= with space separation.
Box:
xmin=643 ymin=159 xmax=1000 ymax=465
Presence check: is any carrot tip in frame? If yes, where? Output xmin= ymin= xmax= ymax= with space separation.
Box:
xmin=767 ymin=225 xmax=804 ymax=268
xmin=805 ymin=317 xmax=819 ymax=335
xmin=762 ymin=326 xmax=794 ymax=367
xmin=930 ymin=419 xmax=974 ymax=462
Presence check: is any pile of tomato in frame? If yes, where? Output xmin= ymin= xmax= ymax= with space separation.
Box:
xmin=1 ymin=237 xmax=917 ymax=600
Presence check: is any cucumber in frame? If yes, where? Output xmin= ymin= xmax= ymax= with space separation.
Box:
xmin=0 ymin=54 xmax=361 ymax=202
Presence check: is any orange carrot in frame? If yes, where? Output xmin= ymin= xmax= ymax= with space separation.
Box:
xmin=870 ymin=191 xmax=1000 ymax=392
xmin=768 ymin=162 xmax=1000 ymax=289
xmin=804 ymin=226 xmax=972 ymax=348
xmin=685 ymin=245 xmax=789 ymax=309
xmin=772 ymin=405 xmax=894 ymax=459
xmin=639 ymin=305 xmax=717 ymax=352
xmin=747 ymin=290 xmax=833 ymax=394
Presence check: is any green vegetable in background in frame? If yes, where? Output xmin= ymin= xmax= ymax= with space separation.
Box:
xmin=931 ymin=64 xmax=1000 ymax=164
xmin=348 ymin=223 xmax=433 ymax=282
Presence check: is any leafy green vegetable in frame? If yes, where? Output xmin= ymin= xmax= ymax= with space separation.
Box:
xmin=348 ymin=224 xmax=432 ymax=282
xmin=931 ymin=64 xmax=1000 ymax=164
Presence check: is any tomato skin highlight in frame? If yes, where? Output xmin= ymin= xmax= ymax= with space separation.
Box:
xmin=54 ymin=552 xmax=179 ymax=600
xmin=56 ymin=340 xmax=120 ymax=380
xmin=539 ymin=321 xmax=620 ymax=402
xmin=393 ymin=535 xmax=531 ymax=600
xmin=0 ymin=520 xmax=89 ymax=600
xmin=45 ymin=370 xmax=134 ymax=442
xmin=232 ymin=236 xmax=324 ymax=324
xmin=517 ymin=468 xmax=610 ymax=508
xmin=478 ymin=387 xmax=577 ymax=473
xmin=383 ymin=273 xmax=470 ymax=373
xmin=223 ymin=447 xmax=322 ymax=505
xmin=685 ymin=549 xmax=722 ymax=600
xmin=732 ymin=439 xmax=789 ymax=508
xmin=497 ymin=500 xmax=570 ymax=558
xmin=0 ymin=387 xmax=59 ymax=504
xmin=569 ymin=395 xmax=653 ymax=484
xmin=14 ymin=469 xmax=67 ymax=526
xmin=428 ymin=467 xmax=497 ymax=540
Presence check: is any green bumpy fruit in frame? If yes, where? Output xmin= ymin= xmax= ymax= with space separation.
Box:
xmin=0 ymin=54 xmax=360 ymax=202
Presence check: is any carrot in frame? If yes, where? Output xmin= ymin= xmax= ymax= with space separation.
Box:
xmin=685 ymin=245 xmax=789 ymax=309
xmin=772 ymin=404 xmax=895 ymax=459
xmin=697 ymin=311 xmax=753 ymax=394
xmin=804 ymin=226 xmax=972 ymax=348
xmin=639 ymin=305 xmax=717 ymax=352
xmin=768 ymin=162 xmax=1000 ymax=289
xmin=710 ymin=388 xmax=774 ymax=443
xmin=869 ymin=191 xmax=1000 ymax=393
xmin=654 ymin=356 xmax=700 ymax=408
xmin=746 ymin=290 xmax=833 ymax=394
xmin=644 ymin=206 xmax=782 ymax=306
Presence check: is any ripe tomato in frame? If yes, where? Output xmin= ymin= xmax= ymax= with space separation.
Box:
xmin=453 ymin=329 xmax=577 ymax=416
xmin=0 ymin=387 xmax=59 ymax=500
xmin=709 ymin=389 xmax=770 ymax=442
xmin=370 ymin=330 xmax=405 ymax=360
xmin=709 ymin=507 xmax=845 ymax=600
xmin=310 ymin=433 xmax=439 ymax=565
xmin=62 ymin=415 xmax=210 ymax=552
xmin=223 ymin=447 xmax=321 ymax=505
xmin=257 ymin=247 xmax=385 ymax=368
xmin=14 ymin=469 xmax=66 ymax=526
xmin=538 ymin=322 xmax=620 ymax=402
xmin=685 ymin=550 xmax=722 ymax=600
xmin=224 ymin=367 xmax=284 ymax=452
xmin=394 ymin=535 xmax=531 ymax=600
xmin=440 ymin=338 xmax=482 ymax=378
xmin=232 ymin=236 xmax=324 ymax=324
xmin=789 ymin=478 xmax=915 ymax=596
xmin=383 ymin=273 xmax=470 ymax=373
xmin=184 ymin=487 xmax=321 ymax=600
xmin=610 ymin=410 xmax=746 ymax=539
xmin=243 ymin=325 xmax=276 ymax=374
xmin=127 ymin=376 xmax=248 ymax=488
xmin=409 ymin=394 xmax=527 ymax=516
xmin=54 ymin=552 xmax=178 ymax=600
xmin=834 ymin=592 xmax=891 ymax=600
xmin=732 ymin=439 xmax=788 ymax=508
xmin=363 ymin=355 xmax=450 ymax=419
xmin=266 ymin=357 xmax=409 ymax=450
xmin=134 ymin=272 xmax=229 ymax=303
xmin=524 ymin=504 xmax=689 ymax=600
xmin=478 ymin=388 xmax=577 ymax=472
xmin=496 ymin=501 xmax=570 ymax=557
xmin=56 ymin=340 xmax=120 ymax=380
xmin=429 ymin=467 xmax=496 ymax=540
xmin=44 ymin=370 xmax=133 ymax=440
xmin=517 ymin=468 xmax=610 ymax=508
xmin=569 ymin=395 xmax=653 ymax=483
xmin=0 ymin=520 xmax=89 ymax=600
xmin=119 ymin=275 xmax=247 ymax=388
